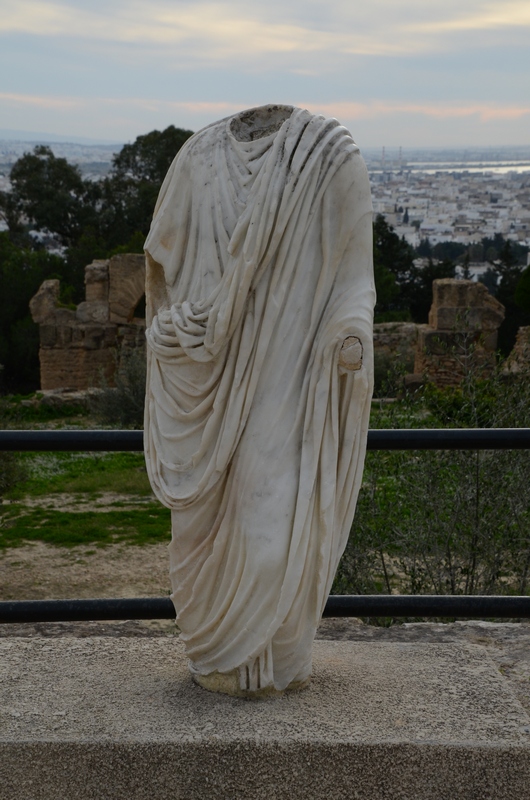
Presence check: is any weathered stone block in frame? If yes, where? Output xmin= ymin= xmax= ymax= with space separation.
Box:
xmin=85 ymin=260 xmax=109 ymax=303
xmin=38 ymin=347 xmax=116 ymax=390
xmin=82 ymin=326 xmax=105 ymax=350
xmin=70 ymin=326 xmax=85 ymax=345
xmin=56 ymin=326 xmax=72 ymax=347
xmin=403 ymin=373 xmax=425 ymax=392
xmin=504 ymin=326 xmax=530 ymax=374
xmin=76 ymin=301 xmax=109 ymax=324
xmin=108 ymin=254 xmax=146 ymax=323
xmin=417 ymin=279 xmax=505 ymax=386
xmin=29 ymin=279 xmax=60 ymax=324
xmin=482 ymin=331 xmax=498 ymax=351
xmin=55 ymin=308 xmax=76 ymax=324
xmin=39 ymin=325 xmax=57 ymax=348
xmin=373 ymin=321 xmax=420 ymax=365
xmin=429 ymin=279 xmax=504 ymax=331
xmin=430 ymin=307 xmax=471 ymax=331
xmin=102 ymin=324 xmax=118 ymax=347
xmin=419 ymin=329 xmax=472 ymax=355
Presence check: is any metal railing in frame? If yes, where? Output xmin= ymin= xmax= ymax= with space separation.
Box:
xmin=2 ymin=428 xmax=530 ymax=451
xmin=1 ymin=594 xmax=530 ymax=624
xmin=1 ymin=427 xmax=530 ymax=624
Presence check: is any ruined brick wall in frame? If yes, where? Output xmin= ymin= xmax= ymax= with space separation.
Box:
xmin=30 ymin=254 xmax=146 ymax=391
xmin=373 ymin=322 xmax=421 ymax=370
xmin=32 ymin=266 xmax=523 ymax=393
xmin=413 ymin=279 xmax=505 ymax=387
xmin=504 ymin=326 xmax=530 ymax=375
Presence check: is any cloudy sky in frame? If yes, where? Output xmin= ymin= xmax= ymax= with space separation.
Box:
xmin=1 ymin=0 xmax=529 ymax=148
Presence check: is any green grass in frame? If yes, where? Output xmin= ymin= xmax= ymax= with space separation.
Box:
xmin=0 ymin=394 xmax=87 ymax=424
xmin=0 ymin=504 xmax=171 ymax=549
xmin=7 ymin=452 xmax=152 ymax=498
xmin=1 ymin=450 xmax=166 ymax=548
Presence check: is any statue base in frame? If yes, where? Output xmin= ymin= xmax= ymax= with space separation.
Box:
xmin=2 ymin=637 xmax=529 ymax=799
xmin=192 ymin=669 xmax=311 ymax=698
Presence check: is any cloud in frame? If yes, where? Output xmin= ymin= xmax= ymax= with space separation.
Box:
xmin=408 ymin=1 xmax=530 ymax=33
xmin=307 ymin=101 xmax=530 ymax=123
xmin=0 ymin=91 xmax=79 ymax=109
xmin=0 ymin=1 xmax=412 ymax=57
xmin=2 ymin=91 xmax=528 ymax=146
xmin=3 ymin=0 xmax=527 ymax=67
xmin=3 ymin=92 xmax=528 ymax=124
xmin=0 ymin=92 xmax=241 ymax=119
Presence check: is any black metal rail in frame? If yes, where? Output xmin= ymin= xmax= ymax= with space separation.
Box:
xmin=1 ymin=428 xmax=530 ymax=451
xmin=0 ymin=429 xmax=143 ymax=452
xmin=1 ymin=595 xmax=530 ymax=624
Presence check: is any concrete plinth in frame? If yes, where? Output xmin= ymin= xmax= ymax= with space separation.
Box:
xmin=1 ymin=638 xmax=529 ymax=799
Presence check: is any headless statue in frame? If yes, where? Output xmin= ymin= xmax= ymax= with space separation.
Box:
xmin=144 ymin=105 xmax=375 ymax=697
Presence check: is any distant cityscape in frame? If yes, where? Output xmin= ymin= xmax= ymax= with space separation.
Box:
xmin=1 ymin=137 xmax=530 ymax=273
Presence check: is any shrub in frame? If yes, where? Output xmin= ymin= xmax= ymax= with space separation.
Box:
xmin=0 ymin=390 xmax=28 ymax=504
xmin=334 ymin=358 xmax=530 ymax=600
xmin=90 ymin=348 xmax=146 ymax=428
xmin=0 ymin=452 xmax=27 ymax=501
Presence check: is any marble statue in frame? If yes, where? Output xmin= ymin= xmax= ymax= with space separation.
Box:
xmin=144 ymin=104 xmax=375 ymax=697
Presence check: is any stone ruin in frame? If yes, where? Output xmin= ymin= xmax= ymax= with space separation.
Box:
xmin=504 ymin=326 xmax=530 ymax=375
xmin=30 ymin=266 xmax=525 ymax=393
xmin=412 ymin=278 xmax=505 ymax=387
xmin=372 ymin=279 xmax=521 ymax=389
xmin=374 ymin=322 xmax=419 ymax=385
xmin=30 ymin=254 xmax=145 ymax=391
xmin=373 ymin=322 xmax=419 ymax=373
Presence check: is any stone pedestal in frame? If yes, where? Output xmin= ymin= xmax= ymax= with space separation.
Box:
xmin=1 ymin=638 xmax=529 ymax=799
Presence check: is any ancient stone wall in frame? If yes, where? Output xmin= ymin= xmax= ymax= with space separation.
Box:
xmin=413 ymin=279 xmax=505 ymax=387
xmin=504 ymin=326 xmax=530 ymax=375
xmin=373 ymin=322 xmax=421 ymax=371
xmin=32 ymin=266 xmax=525 ymax=393
xmin=30 ymin=254 xmax=146 ymax=391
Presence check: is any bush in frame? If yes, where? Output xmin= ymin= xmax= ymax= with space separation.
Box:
xmin=0 ymin=390 xmax=28 ymax=503
xmin=90 ymin=348 xmax=146 ymax=428
xmin=334 ymin=359 xmax=530 ymax=600
xmin=0 ymin=452 xmax=27 ymax=501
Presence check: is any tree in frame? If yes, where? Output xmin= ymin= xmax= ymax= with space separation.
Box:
xmin=0 ymin=128 xmax=196 ymax=392
xmin=0 ymin=127 xmax=195 ymax=270
xmin=99 ymin=126 xmax=194 ymax=248
xmin=0 ymin=233 xmax=72 ymax=391
xmin=479 ymin=267 xmax=499 ymax=295
xmin=373 ymin=214 xmax=414 ymax=320
xmin=405 ymin=257 xmax=456 ymax=322
xmin=514 ymin=265 xmax=530 ymax=314
xmin=431 ymin=241 xmax=467 ymax=262
xmin=494 ymin=240 xmax=530 ymax=354
xmin=416 ymin=238 xmax=432 ymax=258
xmin=111 ymin=126 xmax=193 ymax=185
xmin=2 ymin=146 xmax=96 ymax=248
xmin=374 ymin=214 xmax=415 ymax=284
xmin=373 ymin=215 xmax=457 ymax=323
xmin=461 ymin=252 xmax=471 ymax=279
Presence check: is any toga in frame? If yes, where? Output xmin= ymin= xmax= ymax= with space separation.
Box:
xmin=144 ymin=104 xmax=375 ymax=692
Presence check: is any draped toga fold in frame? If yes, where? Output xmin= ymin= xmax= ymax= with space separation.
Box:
xmin=144 ymin=105 xmax=375 ymax=691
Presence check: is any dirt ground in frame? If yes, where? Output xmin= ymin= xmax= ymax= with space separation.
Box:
xmin=0 ymin=541 xmax=171 ymax=601
xmin=0 ymin=488 xmax=169 ymax=600
xmin=8 ymin=492 xmax=157 ymax=513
